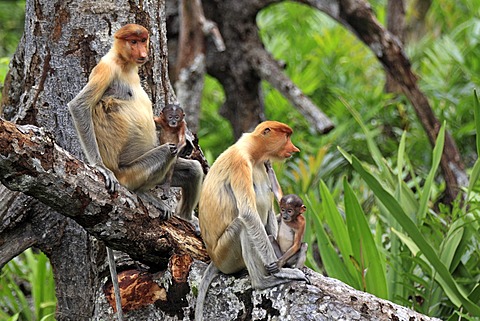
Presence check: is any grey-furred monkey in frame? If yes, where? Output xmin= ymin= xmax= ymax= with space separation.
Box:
xmin=68 ymin=24 xmax=203 ymax=320
xmin=195 ymin=121 xmax=308 ymax=321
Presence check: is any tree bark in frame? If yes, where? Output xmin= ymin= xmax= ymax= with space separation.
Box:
xmin=385 ymin=0 xmax=405 ymax=93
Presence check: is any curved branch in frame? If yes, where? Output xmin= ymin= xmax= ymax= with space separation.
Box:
xmin=0 ymin=119 xmax=208 ymax=267
xmin=248 ymin=46 xmax=334 ymax=134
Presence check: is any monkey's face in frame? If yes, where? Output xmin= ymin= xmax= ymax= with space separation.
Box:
xmin=127 ymin=37 xmax=149 ymax=65
xmin=280 ymin=195 xmax=306 ymax=222
xmin=280 ymin=206 xmax=296 ymax=222
xmin=115 ymin=24 xmax=150 ymax=66
xmin=167 ymin=111 xmax=184 ymax=128
xmin=267 ymin=133 xmax=300 ymax=161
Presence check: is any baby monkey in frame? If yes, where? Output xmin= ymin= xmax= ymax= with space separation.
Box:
xmin=154 ymin=104 xmax=187 ymax=198
xmin=264 ymin=162 xmax=308 ymax=271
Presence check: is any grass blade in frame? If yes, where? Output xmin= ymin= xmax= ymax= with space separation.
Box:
xmin=344 ymin=178 xmax=388 ymax=298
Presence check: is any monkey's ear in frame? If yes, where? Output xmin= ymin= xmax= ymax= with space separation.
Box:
xmin=301 ymin=205 xmax=307 ymax=213
xmin=262 ymin=127 xmax=271 ymax=135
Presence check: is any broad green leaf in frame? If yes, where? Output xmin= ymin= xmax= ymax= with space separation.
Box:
xmin=473 ymin=89 xmax=480 ymax=155
xmin=6 ymin=313 xmax=20 ymax=321
xmin=340 ymin=96 xmax=394 ymax=186
xmin=467 ymin=90 xmax=480 ymax=201
xmin=350 ymin=156 xmax=480 ymax=315
xmin=319 ymin=180 xmax=360 ymax=286
xmin=416 ymin=123 xmax=445 ymax=224
xmin=344 ymin=179 xmax=388 ymax=298
xmin=310 ymin=205 xmax=357 ymax=286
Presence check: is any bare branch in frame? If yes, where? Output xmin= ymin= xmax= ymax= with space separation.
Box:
xmin=248 ymin=46 xmax=335 ymax=134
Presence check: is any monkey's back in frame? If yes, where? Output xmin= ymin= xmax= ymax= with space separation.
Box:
xmin=199 ymin=134 xmax=274 ymax=274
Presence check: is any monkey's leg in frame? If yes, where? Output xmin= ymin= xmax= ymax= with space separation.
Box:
xmin=107 ymin=247 xmax=124 ymax=321
xmin=159 ymin=164 xmax=176 ymax=200
xmin=170 ymin=158 xmax=204 ymax=222
xmin=293 ymin=242 xmax=308 ymax=269
xmin=194 ymin=262 xmax=219 ymax=321
xmin=238 ymin=222 xmax=306 ymax=289
xmin=137 ymin=191 xmax=173 ymax=220
xmin=116 ymin=144 xmax=178 ymax=192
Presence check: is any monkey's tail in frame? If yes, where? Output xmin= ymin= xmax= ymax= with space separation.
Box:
xmin=194 ymin=262 xmax=219 ymax=321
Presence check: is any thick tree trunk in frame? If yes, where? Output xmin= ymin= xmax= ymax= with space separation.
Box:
xmin=0 ymin=0 xmax=180 ymax=319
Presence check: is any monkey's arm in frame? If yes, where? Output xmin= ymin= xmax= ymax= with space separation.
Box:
xmin=264 ymin=160 xmax=283 ymax=205
xmin=68 ymin=63 xmax=118 ymax=193
xmin=177 ymin=122 xmax=187 ymax=151
xmin=233 ymin=166 xmax=279 ymax=267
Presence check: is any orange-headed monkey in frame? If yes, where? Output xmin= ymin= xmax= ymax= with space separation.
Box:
xmin=195 ymin=121 xmax=307 ymax=320
xmin=68 ymin=24 xmax=203 ymax=221
xmin=68 ymin=24 xmax=203 ymax=321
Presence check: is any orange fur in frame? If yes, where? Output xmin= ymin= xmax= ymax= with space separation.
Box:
xmin=199 ymin=121 xmax=300 ymax=274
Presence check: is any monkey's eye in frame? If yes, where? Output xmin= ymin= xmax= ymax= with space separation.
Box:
xmin=130 ymin=40 xmax=138 ymax=45
xmin=287 ymin=209 xmax=293 ymax=215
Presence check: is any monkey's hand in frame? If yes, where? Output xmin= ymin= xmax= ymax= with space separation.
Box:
xmin=168 ymin=143 xmax=179 ymax=156
xmin=95 ymin=163 xmax=120 ymax=193
xmin=265 ymin=261 xmax=280 ymax=274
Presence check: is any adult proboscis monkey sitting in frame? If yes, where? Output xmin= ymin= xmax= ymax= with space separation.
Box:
xmin=195 ymin=121 xmax=308 ymax=320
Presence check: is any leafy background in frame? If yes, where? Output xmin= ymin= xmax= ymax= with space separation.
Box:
xmin=1 ymin=0 xmax=479 ymax=320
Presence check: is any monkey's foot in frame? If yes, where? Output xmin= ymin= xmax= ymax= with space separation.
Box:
xmin=265 ymin=262 xmax=280 ymax=274
xmin=137 ymin=192 xmax=173 ymax=220
xmin=273 ymin=267 xmax=308 ymax=283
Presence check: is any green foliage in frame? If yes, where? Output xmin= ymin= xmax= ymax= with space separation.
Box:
xmin=286 ymin=93 xmax=480 ymax=318
xmin=0 ymin=249 xmax=56 ymax=321
xmin=0 ymin=0 xmax=25 ymax=58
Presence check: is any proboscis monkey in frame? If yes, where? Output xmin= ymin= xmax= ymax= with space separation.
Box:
xmin=267 ymin=194 xmax=308 ymax=270
xmin=195 ymin=121 xmax=307 ymax=321
xmin=154 ymin=104 xmax=187 ymax=199
xmin=68 ymin=23 xmax=203 ymax=221
xmin=68 ymin=24 xmax=203 ymax=320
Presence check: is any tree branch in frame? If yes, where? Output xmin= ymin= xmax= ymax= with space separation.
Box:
xmin=0 ymin=118 xmax=208 ymax=267
xmin=192 ymin=261 xmax=442 ymax=320
xmin=248 ymin=46 xmax=335 ymax=134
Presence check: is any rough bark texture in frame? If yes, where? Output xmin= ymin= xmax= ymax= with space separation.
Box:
xmin=385 ymin=0 xmax=405 ymax=93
